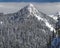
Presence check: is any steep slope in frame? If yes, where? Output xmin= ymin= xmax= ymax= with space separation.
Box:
xmin=0 ymin=4 xmax=56 ymax=48
xmin=16 ymin=4 xmax=56 ymax=32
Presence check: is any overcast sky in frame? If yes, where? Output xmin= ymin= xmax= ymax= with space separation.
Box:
xmin=0 ymin=2 xmax=60 ymax=15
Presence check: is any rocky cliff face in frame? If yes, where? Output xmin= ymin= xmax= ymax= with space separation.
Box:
xmin=0 ymin=4 xmax=57 ymax=48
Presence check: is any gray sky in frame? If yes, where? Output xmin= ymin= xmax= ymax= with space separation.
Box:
xmin=0 ymin=2 xmax=60 ymax=15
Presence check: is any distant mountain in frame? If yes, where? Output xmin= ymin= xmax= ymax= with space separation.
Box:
xmin=0 ymin=4 xmax=57 ymax=48
xmin=48 ymin=12 xmax=60 ymax=21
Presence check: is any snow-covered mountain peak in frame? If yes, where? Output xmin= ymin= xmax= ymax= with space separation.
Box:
xmin=17 ymin=3 xmax=38 ymax=16
xmin=49 ymin=15 xmax=58 ymax=21
xmin=17 ymin=4 xmax=56 ymax=32
xmin=25 ymin=3 xmax=38 ymax=14
xmin=28 ymin=3 xmax=34 ymax=7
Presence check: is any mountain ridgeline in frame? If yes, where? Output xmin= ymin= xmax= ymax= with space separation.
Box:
xmin=0 ymin=4 xmax=57 ymax=48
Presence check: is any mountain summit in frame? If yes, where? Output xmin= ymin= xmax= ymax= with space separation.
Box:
xmin=0 ymin=4 xmax=57 ymax=48
xmin=19 ymin=4 xmax=56 ymax=31
xmin=25 ymin=3 xmax=38 ymax=14
xmin=17 ymin=3 xmax=39 ymax=17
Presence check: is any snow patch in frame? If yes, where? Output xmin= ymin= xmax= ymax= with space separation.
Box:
xmin=27 ymin=4 xmax=34 ymax=14
xmin=42 ymin=29 xmax=46 ymax=33
xmin=45 ymin=20 xmax=54 ymax=31
xmin=27 ymin=3 xmax=38 ymax=14
xmin=29 ymin=3 xmax=34 ymax=7
xmin=44 ymin=19 xmax=56 ymax=33
xmin=34 ymin=14 xmax=43 ymax=20
xmin=49 ymin=15 xmax=58 ymax=21
xmin=27 ymin=7 xmax=32 ymax=14
xmin=34 ymin=14 xmax=55 ymax=32
xmin=0 ymin=21 xmax=3 ymax=24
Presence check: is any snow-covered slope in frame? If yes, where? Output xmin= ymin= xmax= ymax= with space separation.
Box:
xmin=48 ymin=12 xmax=60 ymax=22
xmin=49 ymin=15 xmax=58 ymax=21
xmin=24 ymin=4 xmax=56 ymax=32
